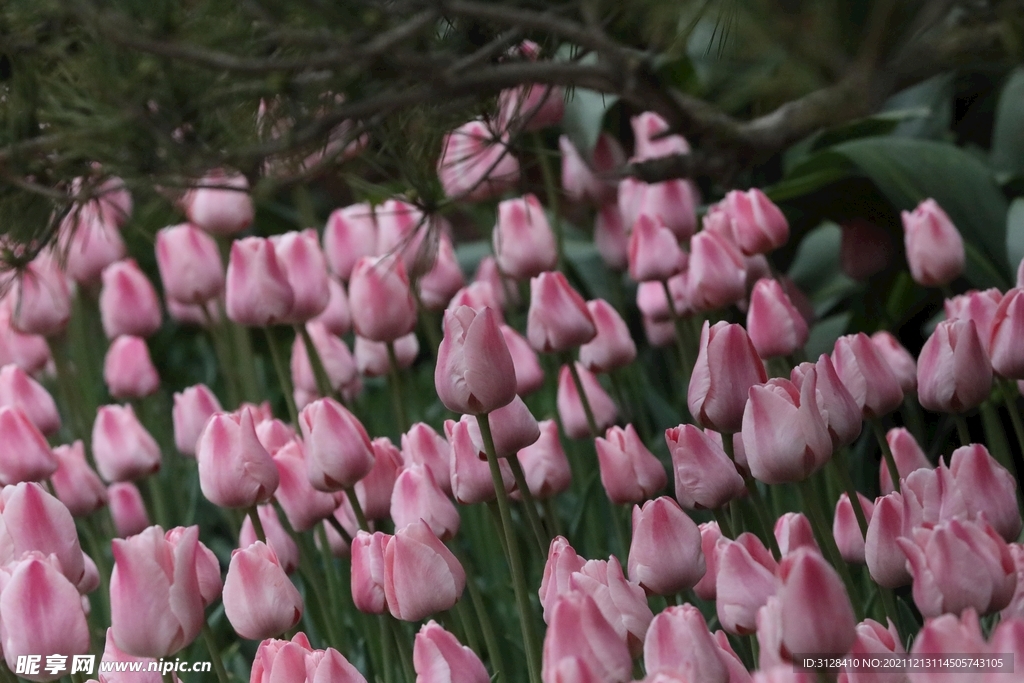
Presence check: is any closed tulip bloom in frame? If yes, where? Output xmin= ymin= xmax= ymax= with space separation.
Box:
xmin=747 ymin=279 xmax=808 ymax=359
xmin=595 ymin=202 xmax=629 ymax=271
xmin=666 ymin=425 xmax=744 ymax=510
xmin=196 ymin=409 xmax=278 ymax=507
xmin=594 ymin=424 xmax=666 ymax=504
xmin=618 ymin=178 xmax=698 ymax=240
xmin=643 ymin=604 xmax=729 ymax=683
xmin=569 ymin=558 xmax=654 ymax=656
xmin=899 ymin=517 xmax=1016 ymax=618
xmin=628 ymin=215 xmax=684 ymax=283
xmin=390 ymin=464 xmax=460 ymax=540
xmin=223 ymin=541 xmax=303 ymax=640
xmin=109 ymin=525 xmax=204 ymax=657
xmin=558 ymin=364 xmax=618 ymax=439
xmin=0 ymin=554 xmax=90 ymax=680
xmin=313 ymin=278 xmax=352 ymax=335
xmin=435 ymin=306 xmax=516 ymax=414
xmin=272 ymin=441 xmax=339 ymax=532
xmin=774 ymin=513 xmax=820 ymax=556
xmin=154 ymin=223 xmax=224 ymax=304
xmin=500 ymin=324 xmax=545 ymax=396
xmin=945 ymin=288 xmax=1002 ymax=349
xmin=578 ymin=299 xmax=636 ymax=374
xmin=108 ymin=482 xmax=150 ymax=537
xmin=172 ymin=384 xmax=222 ymax=456
xmin=383 ymin=519 xmax=465 ymax=621
xmin=527 ymin=272 xmax=596 ymax=352
xmin=225 ymin=237 xmax=295 ymax=327
xmin=833 ymin=492 xmax=874 ymax=563
xmin=351 ymin=530 xmax=389 ymax=614
xmin=238 ymin=505 xmax=299 ymax=574
xmin=693 ymin=522 xmax=725 ymax=601
xmin=949 ymin=444 xmax=1022 ymax=542
xmin=183 ymin=169 xmax=253 ymax=235
xmin=0 ymin=482 xmax=85 ymax=584
xmin=348 ymin=255 xmax=417 ymax=342
xmin=448 ymin=280 xmax=505 ymax=323
xmin=322 ymin=204 xmax=379 ymax=281
xmin=687 ymin=230 xmax=747 ymax=312
xmin=909 ymin=608 xmax=987 ymax=663
xmin=290 ymin=322 xmax=357 ymax=396
xmin=249 ymin=634 xmax=314 ymax=683
xmin=0 ymin=364 xmax=59 ymax=435
xmin=988 ymin=288 xmax=1024 ymax=378
xmin=497 ymin=48 xmax=563 ymax=132
xmin=832 ymin=333 xmax=904 ymax=418
xmin=689 ymin=321 xmax=767 ymax=433
xmin=254 ymin=418 xmax=296 ymax=456
xmin=539 ymin=536 xmax=587 ymax=622
xmin=864 ymin=492 xmax=911 ymax=588
xmin=719 ymin=189 xmax=789 ymax=256
xmin=104 ymin=336 xmax=160 ymax=399
xmin=354 ymin=333 xmax=418 ymax=378
xmin=791 ymin=355 xmax=862 ymax=448
xmin=401 ymin=423 xmax=452 ymax=497
xmin=869 ymin=331 xmax=917 ymax=394
xmin=0 ymin=406 xmax=57 ymax=485
xmin=902 ymin=198 xmax=965 ymax=287
xmin=560 ymin=133 xmax=626 ymax=205
xmin=98 ymin=626 xmax=170 ymax=683
xmin=715 ymin=534 xmax=780 ymax=634
xmin=474 ymin=255 xmax=518 ymax=309
xmin=419 ymin=233 xmax=465 ymax=310
xmin=917 ymin=319 xmax=992 ymax=413
xmin=272 ymin=229 xmax=331 ymax=323
xmin=516 ymin=419 xmax=572 ymax=499
xmin=100 ymin=260 xmax=162 ymax=339
xmin=844 ymin=619 xmax=905 ymax=683
xmin=306 ymin=648 xmax=368 ymax=683
xmin=50 ymin=441 xmax=107 ymax=516
xmin=299 ymin=398 xmax=374 ymax=492
xmin=414 ymin=620 xmax=490 ymax=683
xmin=778 ymin=548 xmax=856 ymax=656
xmin=628 ymin=496 xmax=705 ymax=595
xmin=446 ymin=418 xmax=515 ymax=505
xmin=91 ymin=404 xmax=160 ymax=483
xmin=437 ymin=119 xmax=520 ymax=202
xmin=8 ymin=254 xmax=71 ymax=337
xmin=742 ymin=374 xmax=832 ymax=485
xmin=493 ymin=194 xmax=558 ymax=280
xmin=59 ymin=205 xmax=126 ymax=285
xmin=542 ymin=592 xmax=632 ymax=683
xmin=377 ymin=198 xmax=430 ymax=270
xmin=880 ymin=427 xmax=930 ymax=494
xmin=0 ymin=308 xmax=51 ymax=374
xmin=353 ymin=437 xmax=403 ymax=521
xmin=637 ymin=274 xmax=691 ymax=322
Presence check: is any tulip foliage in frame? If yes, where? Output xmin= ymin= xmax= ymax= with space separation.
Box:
xmin=3 ymin=18 xmax=1024 ymax=683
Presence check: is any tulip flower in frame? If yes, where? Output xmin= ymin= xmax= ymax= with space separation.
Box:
xmin=50 ymin=441 xmax=107 ymax=517
xmin=901 ymin=198 xmax=965 ymax=287
xmin=322 ymin=203 xmax=378 ymax=281
xmin=594 ymin=424 xmax=666 ymax=504
xmin=687 ymin=230 xmax=747 ymax=312
xmin=777 ymin=548 xmax=856 ymax=656
xmin=909 ymin=608 xmax=987 ymax=661
xmin=223 ymin=541 xmax=304 ymax=640
xmin=298 ymin=397 xmax=374 ymax=492
xmin=715 ymin=534 xmax=780 ymax=634
xmin=541 ymin=592 xmax=632 ymax=683
xmin=91 ymin=404 xmax=161 ymax=482
xmin=832 ymin=492 xmax=874 ymax=563
xmin=879 ymin=427 xmax=930 ymax=494
xmin=100 ymin=259 xmax=162 ymax=339
xmin=272 ymin=229 xmax=331 ymax=323
xmin=8 ymin=253 xmax=71 ymax=337
xmin=516 ymin=419 xmax=572 ymax=499
xmin=0 ymin=406 xmax=58 ymax=485
xmin=501 ymin=324 xmax=546 ymax=396
xmin=98 ymin=627 xmax=169 ymax=683
xmin=774 ymin=513 xmax=820 ymax=556
xmin=628 ymin=215 xmax=685 ymax=282
xmin=863 ymin=491 xmax=911 ymax=588
xmin=238 ymin=505 xmax=299 ymax=574
xmin=195 ymin=409 xmax=279 ymax=508
xmin=354 ymin=333 xmax=418 ymax=378
xmin=418 ymin=233 xmax=465 ymax=310
xmin=689 ymin=321 xmax=767 ymax=433
xmin=693 ymin=522 xmax=725 ymax=601
xmin=474 ymin=256 xmax=517 ymax=309
xmin=643 ymin=604 xmax=729 ymax=683
xmin=0 ymin=307 xmax=50 ymax=374
xmin=183 ymin=169 xmax=253 ymax=235
xmin=0 ymin=482 xmax=85 ymax=585
xmin=272 ymin=441 xmax=339 ymax=532
xmin=348 ymin=437 xmax=403 ymax=521
xmin=746 ymin=278 xmax=808 ymax=359
xmin=390 ymin=464 xmax=460 ymax=540
xmin=413 ymin=621 xmax=490 ymax=683
xmin=988 ymin=288 xmax=1024 ymax=378
xmin=383 ymin=519 xmax=465 ymax=621
xmin=569 ymin=557 xmax=653 ymax=656
xmin=446 ymin=417 xmax=515 ymax=505
xmin=595 ymin=202 xmax=629 ymax=271
xmin=401 ymin=422 xmax=452 ymax=496
xmin=666 ymin=424 xmax=745 ymax=510
xmin=578 ymin=299 xmax=637 ymax=374
xmin=59 ymin=204 xmax=127 ymax=285
xmin=108 ymin=482 xmax=150 ymax=538
xmin=539 ymin=536 xmax=587 ymax=622
xmin=172 ymin=384 xmax=223 ymax=456
xmin=1001 ymin=545 xmax=1024 ymax=620
xmin=249 ymin=633 xmax=313 ymax=683
xmin=832 ymin=333 xmax=904 ymax=418
xmin=290 ymin=321 xmax=357 ymax=397
xmin=869 ymin=331 xmax=918 ymax=394
xmin=558 ymin=363 xmax=619 ymax=439
xmin=843 ymin=619 xmax=905 ymax=683
xmin=351 ymin=531 xmax=389 ymax=614
xmin=373 ymin=199 xmax=429 ymax=274
xmin=225 ymin=237 xmax=295 ymax=327
xmin=791 ymin=354 xmax=862 ymax=448
xmin=716 ymin=189 xmax=789 ymax=255
xmin=560 ymin=133 xmax=625 ymax=205
xmin=496 ymin=44 xmax=564 ymax=132
xmin=493 ymin=194 xmax=558 ymax=280
xmin=628 ymin=497 xmax=706 ymax=595
xmin=437 ymin=119 xmax=520 ymax=202
xmin=435 ymin=306 xmax=517 ymax=414
xmin=0 ymin=364 xmax=60 ymax=435
xmin=949 ymin=443 xmax=1021 ymax=541
xmin=618 ymin=178 xmax=698 ymax=241
xmin=103 ymin=335 xmax=160 ymax=399
xmin=527 ymin=272 xmax=596 ymax=352
xmin=348 ymin=255 xmax=417 ymax=342
xmin=448 ymin=281 xmax=504 ymax=323
xmin=313 ymin=278 xmax=353 ymax=335
xmin=917 ymin=319 xmax=992 ymax=413
xmin=154 ymin=223 xmax=224 ymax=304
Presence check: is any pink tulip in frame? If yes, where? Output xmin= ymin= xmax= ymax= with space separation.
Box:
xmin=687 ymin=230 xmax=747 ymax=312
xmin=448 ymin=280 xmax=504 ymax=324
xmin=0 ymin=554 xmax=90 ymax=680
xmin=791 ymin=355 xmax=863 ymax=448
xmin=413 ymin=620 xmax=490 ymax=683
xmin=103 ymin=335 xmax=160 ymax=399
xmin=578 ymin=299 xmax=636 ymax=374
xmin=108 ymin=482 xmax=150 ymax=538
xmin=558 ymin=363 xmax=618 ymax=439
xmin=618 ymin=176 xmax=698 ymax=241
xmin=223 ymin=541 xmax=303 ymax=640
xmin=254 ymin=418 xmax=296 ymax=456
xmin=863 ymin=492 xmax=911 ymax=588
xmin=949 ymin=443 xmax=1022 ymax=542
xmin=195 ymin=409 xmax=278 ymax=507
xmin=637 ymin=272 xmax=691 ymax=322
xmin=352 ymin=437 xmax=403 ymax=520
xmin=869 ymin=331 xmax=918 ymax=394
xmin=497 ymin=70 xmax=563 ymax=133
xmin=747 ymin=279 xmax=808 ymax=359
xmin=473 ymin=256 xmax=517 ymax=310
xmin=100 ymin=260 xmax=162 ymax=339
xmin=435 ymin=306 xmax=516 ymax=414
xmin=718 ymin=189 xmax=789 ymax=255
xmin=165 ymin=297 xmax=218 ymax=328
xmin=322 ymin=204 xmax=379 ymax=281
xmin=693 ymin=522 xmax=724 ymax=601
xmin=689 ymin=321 xmax=767 ymax=433
xmin=715 ymin=533 xmax=780 ymax=634
xmin=272 ymin=441 xmax=339 ymax=532
xmin=594 ymin=424 xmax=666 ymax=504
xmin=832 ymin=333 xmax=904 ymax=418
xmin=643 ymin=315 xmax=677 ymax=348
xmin=225 ymin=237 xmax=296 ymax=327
xmin=1002 ymin=545 xmax=1024 ymax=620
xmin=172 ymin=384 xmax=223 ymax=456
xmin=371 ymin=199 xmax=428 ymax=274
xmin=569 ymin=557 xmax=653 ymax=656
xmin=595 ymin=202 xmax=629 ymax=271
xmin=272 ymin=229 xmax=331 ymax=323
xmin=401 ymin=422 xmax=452 ymax=497
xmin=777 ymin=548 xmax=856 ymax=656
xmin=418 ymin=233 xmax=465 ymax=310
xmin=628 ymin=496 xmax=705 ymax=595
xmin=50 ymin=441 xmax=107 ymax=517
xmin=98 ymin=626 xmax=170 ymax=683
xmin=298 ymin=397 xmax=374 ymax=492
xmin=843 ymin=619 xmax=905 ymax=683
xmin=946 ymin=288 xmax=1002 ymax=349
xmin=643 ymin=604 xmax=730 ymax=683
xmin=183 ymin=169 xmax=254 ymax=236
xmin=839 ymin=219 xmax=892 ymax=281
xmin=446 ymin=417 xmax=515 ymax=504
xmin=290 ymin=322 xmax=357 ymax=397
xmin=879 ymin=427 xmax=930 ymax=494
xmin=0 ymin=406 xmax=57 ymax=485
xmin=249 ymin=633 xmax=314 ymax=683
xmin=239 ymin=505 xmax=299 ymax=574
xmin=390 ymin=464 xmax=460 ymax=540
xmin=902 ymin=198 xmax=965 ymax=287
xmin=527 ymin=272 xmax=596 ymax=352
xmin=908 ymin=609 xmax=988 ymax=683
xmin=666 ymin=424 xmax=745 ymax=510
xmin=312 ymin=278 xmax=352 ymax=335
xmin=319 ymin=502 xmax=359 ymax=560
xmin=351 ymin=530 xmax=389 ymax=614
xmin=109 ymin=525 xmax=204 ymax=657
xmin=501 ymin=324 xmax=546 ymax=396
xmin=91 ymin=404 xmax=161 ymax=483
xmin=0 ymin=364 xmax=59 ymax=435
xmin=305 ymin=648 xmax=367 ymax=683
xmin=541 ymin=592 xmax=632 ymax=683
xmin=58 ymin=205 xmax=127 ymax=285
xmin=774 ymin=513 xmax=820 ymax=556
xmin=833 ymin=492 xmax=874 ymax=563
xmin=154 ymin=223 xmax=224 ymax=304
xmin=354 ymin=333 xmax=418 ymax=378
xmin=988 ymin=288 xmax=1024 ymax=378
xmin=348 ymin=255 xmax=417 ymax=342
xmin=493 ymin=194 xmax=558 ymax=280
xmin=628 ymin=215 xmax=684 ymax=283
xmin=539 ymin=536 xmax=587 ymax=622
xmin=0 ymin=482 xmax=85 ymax=585
xmin=437 ymin=119 xmax=520 ymax=202
xmin=516 ymin=419 xmax=572 ymax=499
xmin=7 ymin=253 xmax=71 ymax=337
xmin=560 ymin=133 xmax=625 ymax=205
xmin=917 ymin=319 xmax=992 ymax=413
xmin=383 ymin=519 xmax=465 ymax=621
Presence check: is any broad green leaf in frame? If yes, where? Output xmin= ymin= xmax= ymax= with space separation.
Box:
xmin=768 ymin=151 xmax=854 ymax=201
xmin=561 ymin=88 xmax=618 ymax=158
xmin=992 ymin=68 xmax=1024 ymax=178
xmin=787 ymin=222 xmax=860 ymax=316
xmin=881 ymin=73 xmax=954 ymax=140
xmin=806 ymin=312 xmax=852 ymax=359
xmin=1006 ymin=198 xmax=1024 ymax=277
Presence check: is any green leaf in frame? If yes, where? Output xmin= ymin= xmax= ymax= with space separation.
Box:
xmin=561 ymin=88 xmax=618 ymax=158
xmin=564 ymin=239 xmax=615 ymax=302
xmin=881 ymin=73 xmax=954 ymax=140
xmin=992 ymin=68 xmax=1024 ymax=178
xmin=768 ymin=151 xmax=854 ymax=201
xmin=787 ymin=222 xmax=860 ymax=316
xmin=1007 ymin=199 xmax=1024 ymax=276
xmin=806 ymin=312 xmax=852 ymax=359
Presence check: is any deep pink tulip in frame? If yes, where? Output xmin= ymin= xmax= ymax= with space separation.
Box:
xmin=774 ymin=513 xmax=820 ymax=556
xmin=560 ymin=133 xmax=625 ymax=205
xmin=109 ymin=525 xmax=204 ymax=657
xmin=445 ymin=417 xmax=515 ymax=504
xmin=688 ymin=321 xmax=767 ymax=433
xmin=0 ymin=364 xmax=59 ymax=435
xmin=949 ymin=443 xmax=1022 ymax=542
xmin=989 ymin=288 xmax=1024 ymax=378
xmin=383 ymin=519 xmax=465 ymax=621
xmin=437 ymin=119 xmax=520 ymax=202
xmin=902 ymin=198 xmax=965 ymax=287
xmin=272 ymin=229 xmax=331 ymax=323
xmin=418 ymin=233 xmax=465 ymax=310
xmin=539 ymin=536 xmax=586 ymax=622
xmin=351 ymin=530 xmax=389 ymax=614
xmin=578 ymin=299 xmax=637 ymax=374
xmin=541 ymin=592 xmax=632 ymax=683
xmin=313 ymin=278 xmax=353 ymax=336
xmin=569 ymin=557 xmax=653 ymax=656
xmin=50 ymin=441 xmax=107 ymax=517
xmin=833 ymin=492 xmax=874 ymax=563
xmin=666 ymin=425 xmax=744 ymax=510
xmin=225 ymin=237 xmax=294 ymax=327
xmin=183 ymin=169 xmax=253 ymax=236
xmin=352 ymin=437 xmax=403 ymax=521
xmin=500 ymin=324 xmax=545 ymax=396
xmin=223 ymin=541 xmax=303 ymax=640
xmin=557 ymin=363 xmax=618 ymax=439
xmin=172 ymin=384 xmax=223 ymax=456
xmin=401 ymin=423 xmax=452 ymax=497
xmin=322 ymin=204 xmax=379 ymax=281
xmin=238 ymin=505 xmax=299 ymax=574
xmin=595 ymin=202 xmax=629 ymax=271
xmin=100 ymin=260 xmax=162 ymax=339
xmin=348 ymin=255 xmax=417 ymax=342
xmin=777 ymin=548 xmax=856 ymax=656
xmin=628 ymin=496 xmax=705 ymax=595
xmin=687 ymin=230 xmax=747 ymax=312
xmin=298 ymin=397 xmax=374 ymax=492
xmin=413 ymin=620 xmax=490 ymax=683
xmin=917 ymin=319 xmax=992 ymax=413
xmin=196 ymin=409 xmax=278 ymax=507
xmin=493 ymin=194 xmax=558 ymax=280
xmin=354 ymin=333 xmax=418 ymax=378
xmin=272 ymin=441 xmax=339 ymax=532
xmin=628 ymin=215 xmax=684 ymax=283
xmin=0 ymin=406 xmax=57 ymax=485
xmin=290 ymin=322 xmax=357 ymax=397
xmin=58 ymin=205 xmax=127 ymax=285
xmin=107 ymin=482 xmax=150 ymax=538
xmin=832 ymin=333 xmax=904 ymax=418
xmin=103 ymin=335 xmax=160 ymax=399
xmin=0 ymin=482 xmax=85 ymax=585
xmin=747 ymin=279 xmax=808 ymax=359
xmin=643 ymin=604 xmax=729 ymax=683
xmin=594 ymin=424 xmax=667 ymax=504
xmin=864 ymin=492 xmax=911 ymax=588
xmin=516 ymin=419 xmax=572 ymax=499
xmin=92 ymin=404 xmax=160 ymax=483
xmin=154 ymin=223 xmax=224 ymax=304
xmin=870 ymin=331 xmax=918 ymax=394
xmin=715 ymin=533 xmax=780 ymax=634
xmin=839 ymin=219 xmax=892 ymax=281
xmin=7 ymin=253 xmax=71 ymax=337
xmin=693 ymin=522 xmax=725 ymax=601
xmin=718 ymin=189 xmax=789 ymax=255
xmin=880 ymin=427 xmax=930 ymax=494
xmin=390 ymin=464 xmax=460 ymax=540
xmin=527 ymin=271 xmax=597 ymax=352
xmin=435 ymin=306 xmax=516 ymax=414
xmin=791 ymin=355 xmax=863 ymax=448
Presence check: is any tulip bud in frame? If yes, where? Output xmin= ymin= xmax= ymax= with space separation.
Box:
xmin=59 ymin=205 xmax=127 ymax=285
xmin=165 ymin=297 xmax=218 ymax=328
xmin=351 ymin=530 xmax=389 ymax=614
xmin=401 ymin=423 xmax=452 ymax=497
xmin=988 ymin=288 xmax=1024 ymax=379
xmin=290 ymin=322 xmax=357 ymax=397
xmin=539 ymin=536 xmax=586 ymax=622
xmin=595 ymin=202 xmax=629 ymax=271
xmin=719 ymin=189 xmax=789 ymax=256
xmin=413 ymin=621 xmax=490 ymax=683
xmin=103 ymin=336 xmax=160 ymax=399
xmin=50 ymin=441 xmax=107 ymax=517
xmin=715 ymin=534 xmax=780 ymax=634
xmin=225 ymin=237 xmax=295 ymax=327
xmin=618 ymin=178 xmax=698 ymax=241
xmin=949 ymin=443 xmax=1022 ymax=542
xmin=0 ymin=364 xmax=59 ymax=436
xmin=501 ymin=324 xmax=545 ymax=396
xmin=687 ymin=230 xmax=747 ymax=312
xmin=172 ymin=384 xmax=223 ymax=456
xmin=99 ymin=626 xmax=171 ymax=683
xmin=8 ymin=254 xmax=71 ymax=337
xmin=196 ymin=409 xmax=278 ymax=508
xmin=0 ymin=307 xmax=50 ymax=374
xmin=493 ymin=195 xmax=558 ymax=280
xmin=238 ymin=505 xmax=299 ymax=574
xmin=446 ymin=418 xmax=515 ymax=505
xmin=665 ymin=424 xmax=745 ymax=510
xmin=109 ymin=525 xmax=204 ymax=657
xmin=879 ymin=427 xmax=930 ymax=494
xmin=497 ymin=51 xmax=564 ymax=132
xmin=747 ymin=279 xmax=808 ymax=359
xmin=557 ymin=364 xmax=618 ymax=439
xmin=184 ymin=169 xmax=254 ymax=236
xmin=541 ymin=592 xmax=632 ymax=683
xmin=100 ymin=260 xmax=162 ymax=339
xmin=527 ymin=272 xmax=596 ymax=352
xmin=223 ymin=541 xmax=303 ymax=640
xmin=0 ymin=482 xmax=85 ymax=585
xmin=778 ymin=548 xmax=857 ymax=657
xmin=448 ymin=281 xmax=504 ymax=324
xmin=628 ymin=497 xmax=705 ymax=595
xmin=418 ymin=233 xmax=465 ymax=310
xmin=435 ymin=306 xmax=517 ymax=414
xmin=909 ymin=608 xmax=987 ymax=661
xmin=791 ymin=355 xmax=863 ymax=449
xmin=154 ymin=223 xmax=224 ymax=304
xmin=272 ymin=229 xmax=331 ymax=323
xmin=108 ymin=482 xmax=150 ymax=538
xmin=843 ymin=619 xmax=904 ymax=683
xmin=91 ymin=404 xmax=160 ymax=483
xmin=689 ymin=321 xmax=767 ymax=433
xmin=864 ymin=492 xmax=911 ymax=588
xmin=628 ymin=215 xmax=684 ymax=283
xmin=832 ymin=333 xmax=904 ymax=418
xmin=594 ymin=424 xmax=666 ymax=504
xmin=249 ymin=633 xmax=313 ymax=683
xmin=560 ymin=133 xmax=625 ymax=205
xmin=383 ymin=520 xmax=465 ymax=621
xmin=774 ymin=513 xmax=820 ymax=556
xmin=833 ymin=492 xmax=874 ymax=563
xmin=354 ymin=333 xmax=418 ymax=378
xmin=578 ymin=300 xmax=636 ymax=374
xmin=348 ymin=255 xmax=417 ymax=342
xmin=568 ymin=557 xmax=653 ymax=657
xmin=272 ymin=441 xmax=339 ymax=532
xmin=1001 ymin=545 xmax=1024 ymax=621
xmin=353 ymin=437 xmax=403 ymax=521
xmin=693 ymin=522 xmax=724 ymax=601
xmin=901 ymin=198 xmax=965 ymax=287
xmin=917 ymin=319 xmax=992 ymax=413
xmin=473 ymin=256 xmax=517 ymax=310
xmin=322 ymin=204 xmax=378 ymax=281
xmin=643 ymin=604 xmax=729 ymax=683
xmin=869 ymin=331 xmax=917 ymax=394
xmin=390 ymin=464 xmax=460 ymax=540
xmin=313 ymin=278 xmax=353 ymax=336
xmin=297 ymin=397 xmax=374 ymax=492
xmin=0 ymin=406 xmax=58 ymax=485
xmin=516 ymin=420 xmax=572 ymax=499
xmin=437 ymin=119 xmax=520 ymax=202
